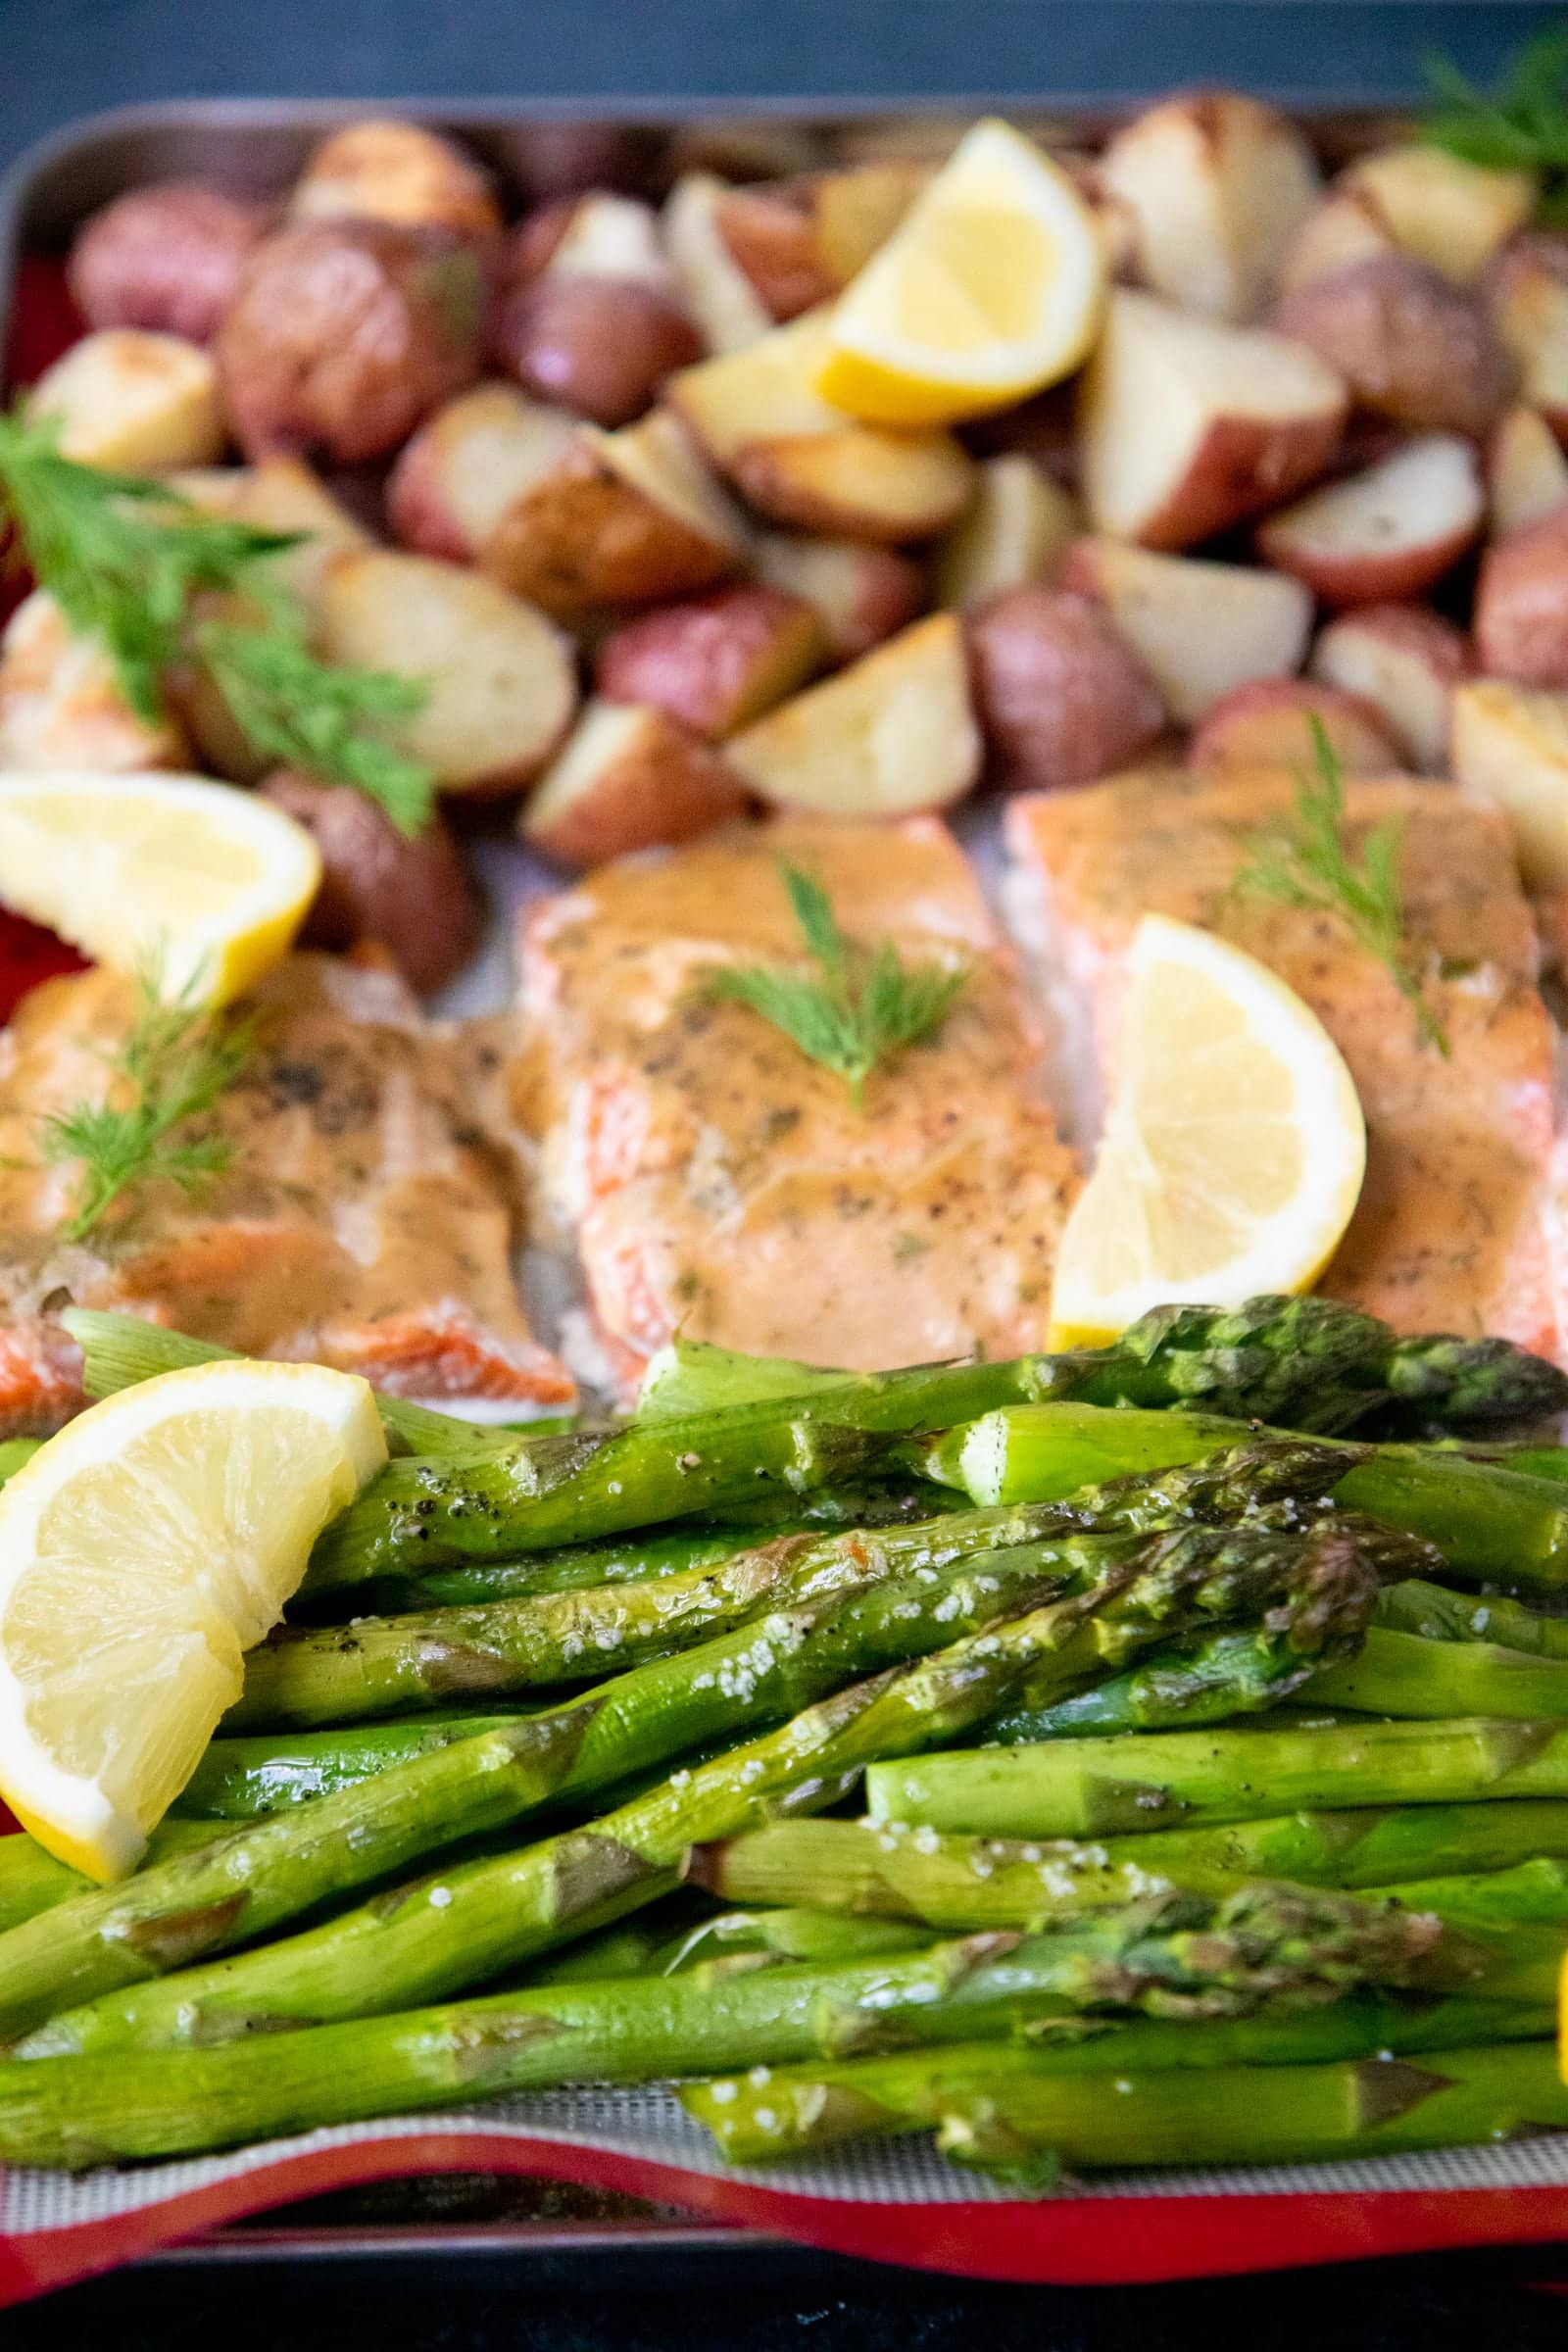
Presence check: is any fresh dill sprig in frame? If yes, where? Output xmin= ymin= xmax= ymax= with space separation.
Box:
xmin=704 ymin=862 xmax=970 ymax=1105
xmin=197 ymin=618 xmax=434 ymax=836
xmin=41 ymin=967 xmax=258 ymax=1242
xmin=1233 ymin=717 xmax=1448 ymax=1057
xmin=0 ymin=405 xmax=435 ymax=833
xmin=1423 ymin=31 xmax=1568 ymax=217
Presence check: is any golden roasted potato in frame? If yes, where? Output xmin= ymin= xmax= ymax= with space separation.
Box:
xmin=387 ymin=382 xmax=578 ymax=564
xmin=1483 ymin=233 xmax=1568 ymax=441
xmin=1099 ymin=91 xmax=1320 ymax=321
xmin=261 ymin=769 xmax=479 ymax=993
xmin=1309 ymin=601 xmax=1471 ymax=773
xmin=289 ymin=119 xmax=502 ymax=243
xmin=318 ymin=548 xmax=578 ymax=793
xmin=216 ymin=220 xmax=484 ymax=463
xmin=966 ymin=586 xmax=1165 ymax=791
xmin=667 ymin=307 xmax=972 ymax=541
xmin=1489 ymin=406 xmax=1568 ymax=540
xmin=726 ymin=612 xmax=980 ymax=815
xmin=1075 ymin=290 xmax=1346 ymax=550
xmin=710 ymin=183 xmax=837 ymax=320
xmin=751 ymin=530 xmax=924 ymax=660
xmin=522 ymin=700 xmax=751 ymax=864
xmin=68 ymin=180 xmax=272 ymax=344
xmin=31 ymin=329 xmax=225 ymax=470
xmin=1256 ymin=434 xmax=1485 ymax=608
xmin=595 ymin=583 xmax=824 ymax=738
xmin=1451 ymin=678 xmax=1568 ymax=888
xmin=1340 ymin=144 xmax=1536 ymax=285
xmin=662 ymin=173 xmax=776 ymax=354
xmin=1060 ymin=537 xmax=1313 ymax=723
xmin=932 ymin=455 xmax=1080 ymax=610
xmin=482 ymin=409 xmax=748 ymax=616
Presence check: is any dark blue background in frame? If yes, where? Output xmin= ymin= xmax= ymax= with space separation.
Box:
xmin=4 ymin=0 xmax=1568 ymax=2340
xmin=0 ymin=0 xmax=1564 ymax=163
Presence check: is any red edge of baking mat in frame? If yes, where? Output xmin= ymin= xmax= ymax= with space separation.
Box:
xmin=4 ymin=251 xmax=1568 ymax=2309
xmin=6 ymin=2131 xmax=1568 ymax=2309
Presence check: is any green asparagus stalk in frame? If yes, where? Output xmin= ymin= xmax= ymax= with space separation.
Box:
xmin=927 ymin=1403 xmax=1568 ymax=1585
xmin=693 ymin=1802 xmax=1568 ymax=1933
xmin=682 ymin=2026 xmax=1563 ymax=2176
xmin=652 ymin=1907 xmax=934 ymax=1973
xmin=230 ymin=1531 xmax=831 ymax=1730
xmin=636 ymin=1338 xmax=858 ymax=1420
xmin=1367 ymin=1857 xmax=1568 ymax=1925
xmin=61 ymin=1307 xmax=569 ymax=1458
xmin=867 ymin=1715 xmax=1568 ymax=1840
xmin=0 ymin=1532 xmax=1081 ymax=2043
xmin=0 ymin=1888 xmax=1450 ymax=2166
xmin=177 ymin=1714 xmax=530 ymax=1818
xmin=1309 ymin=1626 xmax=1568 ymax=1719
xmin=1376 ymin=1579 xmax=1568 ymax=1659
xmin=19 ymin=1518 xmax=1390 ymax=2053
xmin=0 ymin=1820 xmax=223 ymax=1935
xmin=989 ymin=1628 xmax=1311 ymax=1742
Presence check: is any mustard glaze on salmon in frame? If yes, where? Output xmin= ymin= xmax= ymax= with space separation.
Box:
xmin=521 ymin=817 xmax=1081 ymax=1389
xmin=0 ymin=951 xmax=572 ymax=1435
xmin=1006 ymin=771 xmax=1559 ymax=1355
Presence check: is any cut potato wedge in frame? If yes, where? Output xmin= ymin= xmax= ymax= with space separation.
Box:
xmin=666 ymin=308 xmax=973 ymax=541
xmin=1059 ymin=537 xmax=1312 ymax=723
xmin=318 ymin=549 xmax=577 ymax=794
xmin=1309 ymin=602 xmax=1471 ymax=775
xmin=726 ymin=612 xmax=980 ymax=816
xmin=387 ymin=383 xmax=578 ymax=565
xmin=1099 ymin=91 xmax=1320 ymax=321
xmin=966 ymin=586 xmax=1165 ymax=791
xmin=544 ymin=193 xmax=677 ymax=294
xmin=482 ymin=409 xmax=748 ymax=616
xmin=1186 ymin=677 xmax=1401 ymax=776
xmin=662 ymin=172 xmax=774 ymax=355
xmin=595 ymin=583 xmax=824 ymax=739
xmin=711 ymin=183 xmax=837 ymax=321
xmin=30 ymin=329 xmax=224 ymax=471
xmin=225 ymin=456 xmax=372 ymax=611
xmin=1484 ymin=234 xmax=1568 ymax=441
xmin=288 ymin=119 xmax=501 ymax=241
xmin=1256 ymin=433 xmax=1484 ymax=608
xmin=1341 ymin=144 xmax=1535 ymax=285
xmin=1475 ymin=505 xmax=1568 ymax=689
xmin=1451 ymin=678 xmax=1568 ymax=888
xmin=750 ymin=531 xmax=924 ymax=660
xmin=1075 ymin=289 xmax=1346 ymax=549
xmin=812 ymin=163 xmax=932 ymax=283
xmin=1490 ymin=406 xmax=1568 ymax=541
xmin=1274 ymin=188 xmax=1401 ymax=296
xmin=522 ymin=699 xmax=750 ymax=865
xmin=932 ymin=454 xmax=1079 ymax=609
xmin=0 ymin=590 xmax=189 ymax=774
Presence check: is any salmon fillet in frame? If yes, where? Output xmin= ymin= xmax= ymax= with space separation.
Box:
xmin=0 ymin=952 xmax=573 ymax=1436
xmin=521 ymin=816 xmax=1080 ymax=1388
xmin=1006 ymin=770 xmax=1559 ymax=1355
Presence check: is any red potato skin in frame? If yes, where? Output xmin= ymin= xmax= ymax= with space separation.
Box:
xmin=1135 ymin=411 xmax=1346 ymax=555
xmin=594 ymin=584 xmax=824 ymax=737
xmin=1186 ymin=678 xmax=1403 ymax=774
xmin=711 ymin=184 xmax=838 ymax=319
xmin=1475 ymin=505 xmax=1568 ymax=687
xmin=216 ymin=220 xmax=484 ymax=464
xmin=1269 ymin=256 xmax=1514 ymax=439
xmin=965 ymin=587 xmax=1166 ymax=792
xmin=491 ymin=276 xmax=703 ymax=428
xmin=385 ymin=426 xmax=473 ymax=563
xmin=1483 ymin=233 xmax=1568 ymax=435
xmin=825 ymin=547 xmax=925 ymax=657
xmin=1256 ymin=509 xmax=1480 ymax=609
xmin=260 ymin=770 xmax=479 ymax=995
xmin=525 ymin=712 xmax=751 ymax=866
xmin=69 ymin=181 xmax=272 ymax=345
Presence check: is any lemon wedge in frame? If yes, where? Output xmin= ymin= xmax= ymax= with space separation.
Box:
xmin=0 ymin=1360 xmax=385 ymax=1880
xmin=1050 ymin=915 xmax=1366 ymax=1348
xmin=0 ymin=770 xmax=320 ymax=1006
xmin=815 ymin=118 xmax=1106 ymax=425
